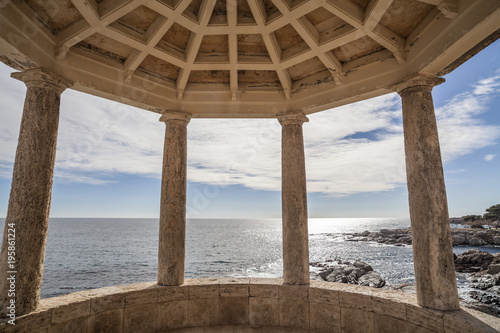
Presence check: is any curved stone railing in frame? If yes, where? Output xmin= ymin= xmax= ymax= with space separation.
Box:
xmin=0 ymin=278 xmax=499 ymax=332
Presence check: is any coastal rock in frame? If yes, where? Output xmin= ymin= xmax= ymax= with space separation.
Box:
xmin=468 ymin=274 xmax=500 ymax=290
xmin=463 ymin=301 xmax=499 ymax=317
xmin=469 ymin=290 xmax=500 ymax=307
xmin=345 ymin=227 xmax=500 ymax=247
xmin=452 ymin=234 xmax=467 ymax=245
xmin=477 ymin=231 xmax=495 ymax=244
xmin=358 ymin=271 xmax=386 ymax=288
xmin=311 ymin=259 xmax=385 ymax=288
xmin=310 ymin=271 xmax=323 ymax=281
xmin=346 ymin=228 xmax=412 ymax=246
xmin=453 ymin=251 xmax=500 ymax=316
xmin=454 ymin=249 xmax=494 ymax=273
xmin=386 ymin=283 xmax=499 ymax=316
xmin=488 ymin=286 xmax=500 ymax=294
xmin=469 ymin=236 xmax=488 ymax=246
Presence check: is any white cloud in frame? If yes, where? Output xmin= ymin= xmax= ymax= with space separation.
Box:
xmin=304 ymin=95 xmax=406 ymax=195
xmin=484 ymin=154 xmax=497 ymax=162
xmin=0 ymin=62 xmax=499 ymax=197
xmin=474 ymin=74 xmax=500 ymax=95
xmin=435 ymin=76 xmax=500 ymax=162
xmin=54 ymin=91 xmax=164 ymax=181
xmin=446 ymin=169 xmax=466 ymax=174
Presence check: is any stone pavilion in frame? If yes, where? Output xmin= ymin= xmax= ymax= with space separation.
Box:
xmin=0 ymin=0 xmax=499 ymax=331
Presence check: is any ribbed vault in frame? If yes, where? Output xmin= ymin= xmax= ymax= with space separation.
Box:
xmin=0 ymin=0 xmax=499 ymax=116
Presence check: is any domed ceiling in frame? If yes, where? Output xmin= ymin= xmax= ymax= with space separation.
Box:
xmin=0 ymin=0 xmax=498 ymax=117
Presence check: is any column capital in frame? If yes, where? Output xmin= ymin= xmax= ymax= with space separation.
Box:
xmin=159 ymin=111 xmax=192 ymax=126
xmin=395 ymin=74 xmax=445 ymax=95
xmin=11 ymin=68 xmax=72 ymax=94
xmin=277 ymin=111 xmax=309 ymax=126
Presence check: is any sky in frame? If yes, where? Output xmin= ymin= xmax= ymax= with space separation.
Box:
xmin=0 ymin=40 xmax=499 ymax=219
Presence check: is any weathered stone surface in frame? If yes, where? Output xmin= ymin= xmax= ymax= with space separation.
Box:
xmin=0 ymin=68 xmax=71 ymax=316
xmin=2 ymin=307 xmax=52 ymax=333
xmin=397 ymin=75 xmax=460 ymax=311
xmin=309 ymin=286 xmax=339 ymax=304
xmin=406 ymin=304 xmax=444 ymax=332
xmin=90 ymin=293 xmax=125 ymax=314
xmin=124 ymin=286 xmax=157 ymax=306
xmin=279 ymin=299 xmax=309 ymax=330
xmin=373 ymin=314 xmax=408 ymax=333
xmin=158 ymin=111 xmax=191 ymax=286
xmin=189 ymin=284 xmax=219 ymax=300
xmin=219 ymin=278 xmax=250 ymax=297
xmin=278 ymin=111 xmax=310 ymax=285
xmin=123 ymin=303 xmax=157 ymax=333
xmin=249 ymin=278 xmax=280 ymax=298
xmin=279 ymin=284 xmax=308 ymax=300
xmin=47 ymin=316 xmax=88 ymax=333
xmin=158 ymin=300 xmax=188 ymax=330
xmin=51 ymin=295 xmax=90 ymax=324
xmin=158 ymin=285 xmax=189 ymax=303
xmin=309 ymin=302 xmax=340 ymax=332
xmin=341 ymin=308 xmax=374 ymax=333
xmin=188 ymin=298 xmax=218 ymax=327
xmin=88 ymin=309 xmax=123 ymax=333
xmin=444 ymin=308 xmax=500 ymax=333
xmin=339 ymin=291 xmax=373 ymax=312
xmin=248 ymin=297 xmax=279 ymax=326
xmin=219 ymin=297 xmax=248 ymax=325
xmin=4 ymin=279 xmax=500 ymax=333
xmin=372 ymin=295 xmax=407 ymax=321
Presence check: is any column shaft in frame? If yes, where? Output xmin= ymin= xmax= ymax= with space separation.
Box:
xmin=278 ymin=112 xmax=310 ymax=285
xmin=158 ymin=112 xmax=191 ymax=286
xmin=397 ymin=76 xmax=460 ymax=311
xmin=0 ymin=68 xmax=71 ymax=316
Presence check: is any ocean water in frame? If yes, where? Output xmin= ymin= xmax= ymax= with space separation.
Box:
xmin=1 ymin=218 xmax=499 ymax=299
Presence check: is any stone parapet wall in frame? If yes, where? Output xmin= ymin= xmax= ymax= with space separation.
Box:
xmin=0 ymin=278 xmax=499 ymax=333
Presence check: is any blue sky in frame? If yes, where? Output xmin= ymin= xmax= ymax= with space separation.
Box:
xmin=0 ymin=40 xmax=499 ymax=219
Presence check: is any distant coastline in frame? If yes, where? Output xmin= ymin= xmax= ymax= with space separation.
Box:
xmin=345 ymin=226 xmax=500 ymax=247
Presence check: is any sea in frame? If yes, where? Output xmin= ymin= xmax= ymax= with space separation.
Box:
xmin=2 ymin=218 xmax=500 ymax=300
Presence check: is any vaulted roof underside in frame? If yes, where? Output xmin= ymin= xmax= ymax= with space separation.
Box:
xmin=0 ymin=0 xmax=499 ymax=117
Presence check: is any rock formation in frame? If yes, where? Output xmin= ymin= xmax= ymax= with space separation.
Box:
xmin=345 ymin=227 xmax=500 ymax=246
xmin=310 ymin=260 xmax=386 ymax=288
xmin=454 ymin=249 xmax=500 ymax=316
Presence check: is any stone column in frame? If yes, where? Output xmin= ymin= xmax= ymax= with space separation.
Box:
xmin=0 ymin=68 xmax=71 ymax=316
xmin=158 ymin=111 xmax=191 ymax=286
xmin=396 ymin=75 xmax=460 ymax=311
xmin=278 ymin=111 xmax=310 ymax=285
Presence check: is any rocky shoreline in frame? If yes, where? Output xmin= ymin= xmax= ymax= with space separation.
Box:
xmin=310 ymin=259 xmax=386 ymax=288
xmin=345 ymin=227 xmax=500 ymax=247
xmin=310 ymin=227 xmax=500 ymax=316
xmin=310 ymin=251 xmax=500 ymax=317
xmin=454 ymin=249 xmax=500 ymax=316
